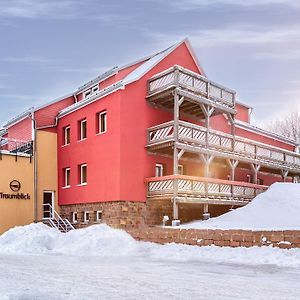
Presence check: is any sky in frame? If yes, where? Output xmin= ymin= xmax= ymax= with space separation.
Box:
xmin=1 ymin=0 xmax=300 ymax=126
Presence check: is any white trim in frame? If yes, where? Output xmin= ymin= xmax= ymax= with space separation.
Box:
xmin=79 ymin=163 xmax=87 ymax=185
xmin=98 ymin=111 xmax=107 ymax=134
xmin=72 ymin=212 xmax=78 ymax=224
xmin=84 ymin=211 xmax=90 ymax=223
xmin=42 ymin=191 xmax=54 ymax=220
xmin=79 ymin=119 xmax=87 ymax=141
xmin=63 ymin=126 xmax=70 ymax=146
xmin=155 ymin=163 xmax=164 ymax=177
xmin=96 ymin=210 xmax=102 ymax=222
xmin=64 ymin=167 xmax=71 ymax=188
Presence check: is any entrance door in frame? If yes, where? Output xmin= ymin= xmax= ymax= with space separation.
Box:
xmin=43 ymin=191 xmax=54 ymax=219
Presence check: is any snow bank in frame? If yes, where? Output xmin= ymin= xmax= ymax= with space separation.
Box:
xmin=0 ymin=223 xmax=139 ymax=256
xmin=1 ymin=222 xmax=300 ymax=267
xmin=180 ymin=183 xmax=300 ymax=230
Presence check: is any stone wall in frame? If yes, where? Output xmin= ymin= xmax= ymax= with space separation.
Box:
xmin=127 ymin=227 xmax=300 ymax=249
xmin=60 ymin=201 xmax=146 ymax=229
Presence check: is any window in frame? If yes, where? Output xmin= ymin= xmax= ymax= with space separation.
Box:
xmin=72 ymin=212 xmax=78 ymax=224
xmin=64 ymin=168 xmax=70 ymax=188
xmin=63 ymin=126 xmax=70 ymax=145
xmin=78 ymin=164 xmax=87 ymax=185
xmin=155 ymin=163 xmax=164 ymax=177
xmin=97 ymin=111 xmax=107 ymax=134
xmin=178 ymin=165 xmax=184 ymax=175
xmin=96 ymin=210 xmax=102 ymax=222
xmin=84 ymin=211 xmax=90 ymax=223
xmin=79 ymin=119 xmax=87 ymax=140
xmin=83 ymin=85 xmax=99 ymax=99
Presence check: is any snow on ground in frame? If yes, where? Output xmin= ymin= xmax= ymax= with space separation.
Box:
xmin=1 ymin=223 xmax=300 ymax=299
xmin=180 ymin=183 xmax=300 ymax=230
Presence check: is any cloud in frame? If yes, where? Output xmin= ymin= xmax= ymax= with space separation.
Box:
xmin=170 ymin=0 xmax=300 ymax=10
xmin=1 ymin=57 xmax=53 ymax=64
xmin=0 ymin=0 xmax=123 ymax=22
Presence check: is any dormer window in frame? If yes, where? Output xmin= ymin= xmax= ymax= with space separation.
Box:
xmin=83 ymin=85 xmax=99 ymax=99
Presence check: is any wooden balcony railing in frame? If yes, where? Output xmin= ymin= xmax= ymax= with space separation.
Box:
xmin=147 ymin=121 xmax=300 ymax=171
xmin=145 ymin=175 xmax=267 ymax=205
xmin=148 ymin=65 xmax=236 ymax=109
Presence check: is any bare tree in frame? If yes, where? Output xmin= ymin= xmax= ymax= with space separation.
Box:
xmin=265 ymin=110 xmax=300 ymax=143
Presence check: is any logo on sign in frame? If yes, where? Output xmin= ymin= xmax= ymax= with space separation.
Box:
xmin=10 ymin=180 xmax=21 ymax=192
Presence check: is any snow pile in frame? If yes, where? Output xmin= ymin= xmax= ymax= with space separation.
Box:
xmin=0 ymin=223 xmax=139 ymax=256
xmin=181 ymin=183 xmax=300 ymax=230
xmin=1 ymin=222 xmax=300 ymax=267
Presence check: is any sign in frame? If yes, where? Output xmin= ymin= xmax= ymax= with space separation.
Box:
xmin=0 ymin=180 xmax=30 ymax=200
xmin=10 ymin=180 xmax=21 ymax=192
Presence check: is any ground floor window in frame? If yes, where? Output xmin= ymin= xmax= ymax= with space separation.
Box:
xmin=72 ymin=212 xmax=78 ymax=224
xmin=96 ymin=211 xmax=102 ymax=222
xmin=84 ymin=211 xmax=90 ymax=223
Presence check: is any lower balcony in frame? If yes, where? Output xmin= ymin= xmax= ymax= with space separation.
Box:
xmin=145 ymin=175 xmax=268 ymax=206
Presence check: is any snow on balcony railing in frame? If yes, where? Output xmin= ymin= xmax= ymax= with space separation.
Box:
xmin=147 ymin=121 xmax=300 ymax=170
xmin=148 ymin=65 xmax=236 ymax=109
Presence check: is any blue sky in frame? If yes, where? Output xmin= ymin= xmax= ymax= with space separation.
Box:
xmin=1 ymin=0 xmax=300 ymax=125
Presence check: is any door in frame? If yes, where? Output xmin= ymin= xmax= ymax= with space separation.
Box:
xmin=43 ymin=191 xmax=54 ymax=219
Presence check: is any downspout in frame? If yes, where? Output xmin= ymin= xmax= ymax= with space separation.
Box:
xmin=30 ymin=111 xmax=38 ymax=223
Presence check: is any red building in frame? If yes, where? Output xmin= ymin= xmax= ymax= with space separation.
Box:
xmin=1 ymin=39 xmax=300 ymax=228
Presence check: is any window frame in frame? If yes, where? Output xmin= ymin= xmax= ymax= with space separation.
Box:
xmin=63 ymin=167 xmax=71 ymax=188
xmin=178 ymin=164 xmax=184 ymax=175
xmin=63 ymin=126 xmax=70 ymax=146
xmin=72 ymin=212 xmax=78 ymax=224
xmin=97 ymin=111 xmax=107 ymax=135
xmin=78 ymin=163 xmax=87 ymax=186
xmin=96 ymin=210 xmax=102 ymax=222
xmin=79 ymin=119 xmax=87 ymax=141
xmin=84 ymin=211 xmax=90 ymax=223
xmin=155 ymin=163 xmax=164 ymax=177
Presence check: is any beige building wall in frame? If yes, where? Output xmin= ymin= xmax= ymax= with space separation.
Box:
xmin=0 ymin=154 xmax=34 ymax=234
xmin=36 ymin=130 xmax=58 ymax=220
xmin=0 ymin=129 xmax=58 ymax=235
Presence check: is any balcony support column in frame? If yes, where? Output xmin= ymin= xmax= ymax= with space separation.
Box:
xmin=200 ymin=104 xmax=214 ymax=148
xmin=227 ymin=113 xmax=235 ymax=151
xmin=172 ymin=91 xmax=180 ymax=221
xmin=250 ymin=163 xmax=261 ymax=184
xmin=226 ymin=159 xmax=239 ymax=181
xmin=281 ymin=170 xmax=289 ymax=182
xmin=203 ymin=203 xmax=210 ymax=220
xmin=200 ymin=154 xmax=214 ymax=178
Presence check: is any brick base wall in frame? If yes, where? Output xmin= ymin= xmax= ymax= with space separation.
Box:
xmin=60 ymin=201 xmax=146 ymax=229
xmin=127 ymin=227 xmax=300 ymax=249
xmin=146 ymin=198 xmax=233 ymax=226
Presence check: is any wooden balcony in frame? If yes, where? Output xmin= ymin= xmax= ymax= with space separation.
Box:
xmin=147 ymin=65 xmax=236 ymax=118
xmin=147 ymin=120 xmax=300 ymax=173
xmin=145 ymin=175 xmax=267 ymax=206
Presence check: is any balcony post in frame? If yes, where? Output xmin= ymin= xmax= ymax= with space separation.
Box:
xmin=281 ymin=169 xmax=289 ymax=182
xmin=173 ymin=91 xmax=179 ymax=221
xmin=250 ymin=163 xmax=261 ymax=184
xmin=226 ymin=159 xmax=239 ymax=181
xmin=227 ymin=113 xmax=235 ymax=151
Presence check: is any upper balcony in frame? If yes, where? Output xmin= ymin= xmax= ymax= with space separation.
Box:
xmin=147 ymin=120 xmax=300 ymax=174
xmin=147 ymin=65 xmax=236 ymax=118
xmin=0 ymin=137 xmax=33 ymax=157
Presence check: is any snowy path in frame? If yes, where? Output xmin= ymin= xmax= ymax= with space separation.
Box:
xmin=1 ymin=254 xmax=300 ymax=300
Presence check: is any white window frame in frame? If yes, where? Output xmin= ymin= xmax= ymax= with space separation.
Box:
xmin=64 ymin=126 xmax=70 ymax=146
xmin=64 ymin=167 xmax=70 ymax=188
xmin=83 ymin=90 xmax=91 ymax=99
xmin=92 ymin=85 xmax=99 ymax=93
xmin=155 ymin=163 xmax=164 ymax=177
xmin=96 ymin=210 xmax=102 ymax=222
xmin=72 ymin=212 xmax=78 ymax=224
xmin=79 ymin=119 xmax=87 ymax=141
xmin=84 ymin=211 xmax=90 ymax=223
xmin=97 ymin=111 xmax=107 ymax=134
xmin=78 ymin=163 xmax=87 ymax=186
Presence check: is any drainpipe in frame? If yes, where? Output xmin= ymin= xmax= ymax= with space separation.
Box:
xmin=30 ymin=111 xmax=38 ymax=223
